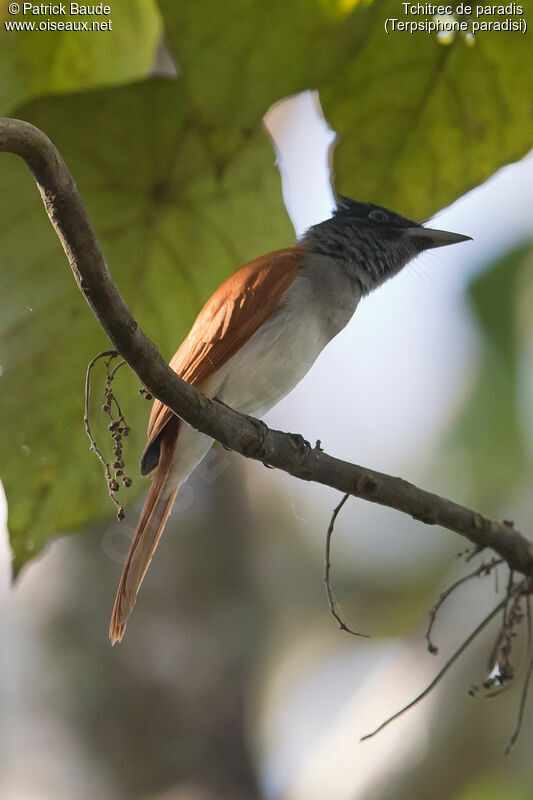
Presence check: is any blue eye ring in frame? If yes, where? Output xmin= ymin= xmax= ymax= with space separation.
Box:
xmin=368 ymin=209 xmax=389 ymax=223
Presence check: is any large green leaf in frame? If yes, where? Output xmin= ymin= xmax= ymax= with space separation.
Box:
xmin=324 ymin=9 xmax=533 ymax=218
xmin=158 ymin=0 xmax=533 ymax=218
xmin=0 ymin=0 xmax=161 ymax=113
xmin=0 ymin=79 xmax=292 ymax=573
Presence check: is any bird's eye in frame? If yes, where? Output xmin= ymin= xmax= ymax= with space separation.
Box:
xmin=368 ymin=209 xmax=389 ymax=223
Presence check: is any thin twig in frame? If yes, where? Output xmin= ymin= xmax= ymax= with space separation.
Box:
xmin=106 ymin=360 xmax=127 ymax=422
xmin=500 ymin=589 xmax=533 ymax=753
xmin=324 ymin=494 xmax=369 ymax=638
xmin=519 ymin=591 xmax=533 ymax=687
xmin=425 ymin=558 xmax=503 ymax=654
xmin=486 ymin=570 xmax=516 ymax=677
xmin=505 ymin=633 xmax=533 ymax=755
xmin=109 ymin=359 xmax=126 ymax=380
xmin=361 ymin=593 xmax=513 ymax=741
xmin=84 ymin=349 xmax=119 ymax=466
xmin=465 ymin=545 xmax=485 ymax=563
xmin=487 ymin=592 xmax=531 ymax=699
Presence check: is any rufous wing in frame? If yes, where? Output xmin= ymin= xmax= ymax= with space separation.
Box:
xmin=140 ymin=247 xmax=303 ymax=474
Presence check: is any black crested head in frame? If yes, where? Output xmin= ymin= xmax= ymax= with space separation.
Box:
xmin=301 ymin=195 xmax=471 ymax=295
xmin=333 ymin=195 xmax=417 ymax=229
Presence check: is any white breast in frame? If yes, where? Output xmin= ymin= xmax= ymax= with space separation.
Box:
xmin=202 ymin=260 xmax=360 ymax=418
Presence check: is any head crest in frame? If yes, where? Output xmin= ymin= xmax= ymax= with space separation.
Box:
xmin=334 ymin=195 xmax=372 ymax=218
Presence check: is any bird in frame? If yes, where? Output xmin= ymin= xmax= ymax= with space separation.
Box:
xmin=109 ymin=196 xmax=471 ymax=643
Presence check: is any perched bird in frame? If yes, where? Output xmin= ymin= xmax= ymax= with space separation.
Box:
xmin=109 ymin=196 xmax=471 ymax=643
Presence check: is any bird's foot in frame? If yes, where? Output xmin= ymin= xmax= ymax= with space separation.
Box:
xmin=288 ymin=432 xmax=312 ymax=456
xmin=214 ymin=398 xmax=269 ymax=458
xmin=243 ymin=414 xmax=270 ymax=459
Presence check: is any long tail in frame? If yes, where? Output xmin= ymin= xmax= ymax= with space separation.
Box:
xmin=109 ymin=424 xmax=179 ymax=644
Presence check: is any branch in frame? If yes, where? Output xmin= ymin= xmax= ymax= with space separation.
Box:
xmin=2 ymin=116 xmax=533 ymax=577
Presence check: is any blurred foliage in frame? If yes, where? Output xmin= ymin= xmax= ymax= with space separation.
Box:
xmin=444 ymin=242 xmax=533 ymax=508
xmin=0 ymin=2 xmax=531 ymax=573
xmin=13 ymin=458 xmax=266 ymax=799
xmin=455 ymin=775 xmax=533 ymax=800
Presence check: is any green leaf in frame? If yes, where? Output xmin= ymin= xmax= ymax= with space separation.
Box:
xmin=0 ymin=0 xmax=161 ymax=114
xmin=325 ymin=10 xmax=533 ymax=218
xmin=0 ymin=79 xmax=292 ymax=574
xmin=443 ymin=243 xmax=533 ymax=507
xmin=158 ymin=0 xmax=533 ymax=218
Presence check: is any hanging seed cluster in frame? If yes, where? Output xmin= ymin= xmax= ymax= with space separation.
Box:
xmin=84 ymin=351 xmax=135 ymax=523
xmin=101 ymin=358 xmax=133 ymax=520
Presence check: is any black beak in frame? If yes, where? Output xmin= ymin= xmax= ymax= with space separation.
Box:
xmin=407 ymin=225 xmax=473 ymax=249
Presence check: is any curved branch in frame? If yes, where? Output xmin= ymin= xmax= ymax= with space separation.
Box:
xmin=2 ymin=117 xmax=533 ymax=576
